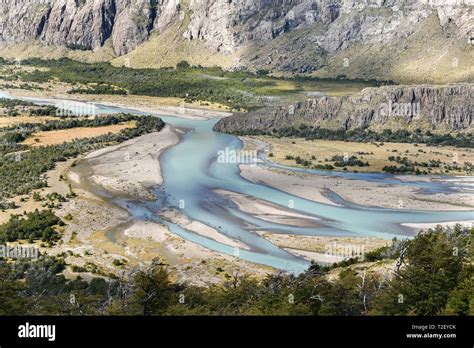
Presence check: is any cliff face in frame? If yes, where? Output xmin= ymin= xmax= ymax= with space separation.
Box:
xmin=183 ymin=0 xmax=340 ymax=54
xmin=213 ymin=84 xmax=473 ymax=133
xmin=2 ymin=0 xmax=469 ymax=54
xmin=0 ymin=0 xmax=181 ymax=54
xmin=0 ymin=1 xmax=472 ymax=132
xmin=0 ymin=0 xmax=472 ymax=82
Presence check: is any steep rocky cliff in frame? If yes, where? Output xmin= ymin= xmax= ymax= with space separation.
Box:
xmin=0 ymin=0 xmax=472 ymax=83
xmin=213 ymin=84 xmax=473 ymax=133
xmin=0 ymin=0 xmax=172 ymax=54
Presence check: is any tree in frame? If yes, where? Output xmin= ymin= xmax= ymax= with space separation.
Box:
xmin=131 ymin=258 xmax=182 ymax=315
xmin=0 ymin=264 xmax=28 ymax=315
xmin=176 ymin=60 xmax=190 ymax=69
xmin=443 ymin=273 xmax=473 ymax=315
xmin=318 ymin=270 xmax=366 ymax=316
xmin=371 ymin=225 xmax=471 ymax=315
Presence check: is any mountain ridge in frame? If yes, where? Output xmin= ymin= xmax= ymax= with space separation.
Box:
xmin=0 ymin=0 xmax=472 ymax=83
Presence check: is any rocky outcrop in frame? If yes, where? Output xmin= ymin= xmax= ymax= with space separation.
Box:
xmin=0 ymin=0 xmax=472 ymax=82
xmin=0 ymin=0 xmax=180 ymax=55
xmin=214 ymin=84 xmax=473 ymax=133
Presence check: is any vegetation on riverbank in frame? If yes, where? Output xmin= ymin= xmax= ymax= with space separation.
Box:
xmin=0 ymin=98 xmax=58 ymax=117
xmin=0 ymin=210 xmax=63 ymax=244
xmin=236 ymin=126 xmax=474 ymax=148
xmin=0 ymin=113 xmax=164 ymax=209
xmin=0 ymin=58 xmax=374 ymax=111
xmin=0 ymin=225 xmax=471 ymax=315
xmin=255 ymin=136 xmax=474 ymax=175
xmin=2 ymin=113 xmax=140 ymax=143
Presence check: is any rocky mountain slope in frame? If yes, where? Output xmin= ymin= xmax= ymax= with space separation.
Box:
xmin=0 ymin=0 xmax=473 ymax=83
xmin=214 ymin=84 xmax=473 ymax=133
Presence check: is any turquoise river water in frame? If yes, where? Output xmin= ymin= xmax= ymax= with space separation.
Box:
xmin=1 ymin=91 xmax=472 ymax=273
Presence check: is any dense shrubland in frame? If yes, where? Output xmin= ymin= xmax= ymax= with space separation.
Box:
xmin=0 ymin=98 xmax=59 ymax=117
xmin=68 ymin=84 xmax=127 ymax=95
xmin=0 ymin=98 xmax=35 ymax=108
xmin=233 ymin=126 xmax=474 ymax=148
xmin=283 ymin=154 xmax=368 ymax=170
xmin=8 ymin=58 xmax=271 ymax=110
xmin=0 ymin=225 xmax=471 ymax=315
xmin=3 ymin=113 xmax=139 ymax=134
xmin=0 ymin=210 xmax=63 ymax=244
xmin=0 ymin=58 xmax=373 ymax=111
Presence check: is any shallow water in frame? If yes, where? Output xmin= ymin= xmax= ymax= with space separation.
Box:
xmin=3 ymin=91 xmax=473 ymax=273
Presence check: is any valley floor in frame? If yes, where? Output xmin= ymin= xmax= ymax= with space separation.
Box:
xmin=245 ymin=136 xmax=474 ymax=176
xmin=1 ymin=90 xmax=472 ymax=286
xmin=238 ymin=163 xmax=474 ymax=212
xmin=63 ymin=125 xmax=275 ymax=286
xmin=58 ymin=124 xmax=399 ymax=284
xmin=56 ymin=102 xmax=472 ymax=285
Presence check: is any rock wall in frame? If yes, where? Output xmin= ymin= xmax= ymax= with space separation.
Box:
xmin=214 ymin=84 xmax=473 ymax=133
xmin=0 ymin=0 xmax=181 ymax=55
xmin=1 ymin=0 xmax=472 ymax=62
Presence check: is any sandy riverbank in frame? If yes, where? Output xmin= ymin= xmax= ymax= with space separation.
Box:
xmin=71 ymin=125 xmax=179 ymax=200
xmin=258 ymin=232 xmax=390 ymax=264
xmin=95 ymin=99 xmax=232 ymax=120
xmin=402 ymin=220 xmax=474 ymax=230
xmin=160 ymin=207 xmax=249 ymax=250
xmin=216 ymin=189 xmax=323 ymax=227
xmin=90 ymin=219 xmax=272 ymax=287
xmin=4 ymin=88 xmax=471 ymax=284
xmin=0 ymin=89 xmax=277 ymax=284
xmin=239 ymin=164 xmax=474 ymax=211
xmin=216 ymin=189 xmax=391 ymax=264
xmin=59 ymin=114 xmax=275 ymax=285
xmin=5 ymin=88 xmax=232 ymax=120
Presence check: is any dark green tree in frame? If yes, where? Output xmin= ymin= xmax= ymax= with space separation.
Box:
xmin=371 ymin=225 xmax=471 ymax=315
